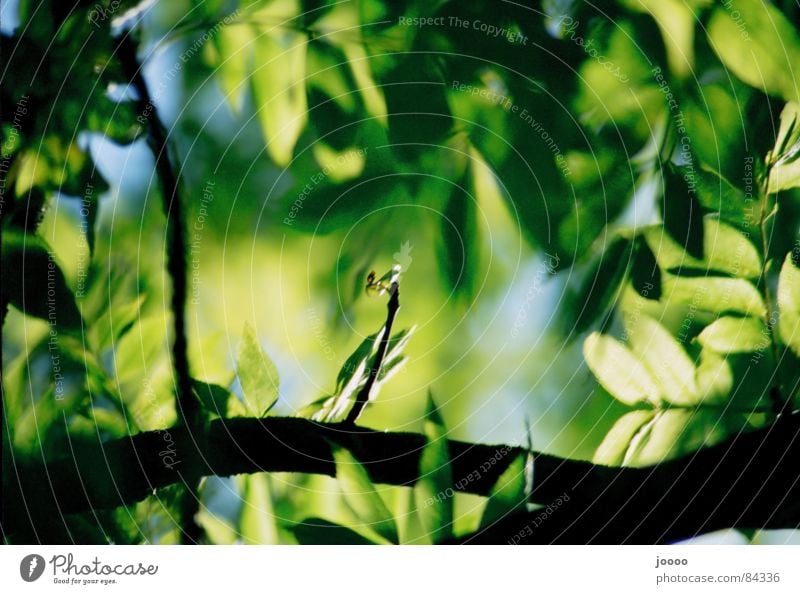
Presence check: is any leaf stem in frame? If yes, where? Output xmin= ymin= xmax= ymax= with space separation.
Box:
xmin=756 ymin=174 xmax=787 ymax=413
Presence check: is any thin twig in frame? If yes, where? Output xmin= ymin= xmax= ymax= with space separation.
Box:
xmin=344 ymin=282 xmax=400 ymax=425
xmin=116 ymin=36 xmax=198 ymax=430
xmin=116 ymin=33 xmax=202 ymax=543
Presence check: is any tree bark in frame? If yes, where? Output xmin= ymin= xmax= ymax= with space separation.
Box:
xmin=5 ymin=414 xmax=800 ymax=543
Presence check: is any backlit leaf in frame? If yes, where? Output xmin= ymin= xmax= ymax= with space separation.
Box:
xmin=708 ymin=0 xmax=800 ymax=101
xmin=583 ymin=332 xmax=660 ymax=406
xmin=237 ymin=322 xmax=280 ymax=416
xmin=414 ymin=393 xmax=453 ymax=543
xmin=778 ymin=253 xmax=800 ymax=355
xmin=698 ymin=316 xmax=770 ymax=354
xmin=333 ymin=447 xmax=398 ymax=544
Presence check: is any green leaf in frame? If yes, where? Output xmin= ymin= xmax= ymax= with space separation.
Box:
xmin=568 ymin=235 xmax=634 ymax=335
xmin=236 ymin=323 xmax=279 ymax=416
xmin=768 ymin=101 xmax=800 ymax=193
xmin=622 ymin=0 xmax=700 ymax=77
xmin=617 ymin=409 xmax=737 ymax=467
xmin=593 ymin=411 xmax=657 ymax=466
xmin=479 ymin=453 xmax=529 ymax=529
xmin=293 ymin=518 xmax=376 ymax=545
xmin=414 ymin=393 xmax=453 ymax=543
xmin=630 ymin=237 xmax=662 ymax=300
xmin=211 ymin=23 xmax=255 ymax=113
xmin=282 ymin=172 xmax=407 ymax=235
xmin=778 ymin=253 xmax=800 ymax=355
xmin=192 ymin=380 xmax=233 ymax=417
xmin=626 ymin=314 xmax=698 ymax=406
xmin=252 ymin=29 xmax=308 ymax=166
xmin=583 ymin=332 xmax=661 ymax=406
xmin=311 ymin=0 xmax=386 ymax=123
xmin=12 ymin=387 xmax=59 ymax=454
xmin=113 ymin=314 xmax=169 ymax=389
xmin=239 ymin=474 xmax=279 ymax=544
xmin=663 ymin=275 xmax=766 ymax=318
xmin=661 ymin=165 xmax=704 ymax=260
xmin=333 ymin=447 xmax=398 ymax=544
xmin=439 ymin=164 xmax=478 ymax=300
xmin=770 ymin=101 xmax=800 ymax=162
xmin=306 ymin=325 xmax=414 ymax=423
xmin=708 ymin=0 xmax=800 ymax=101
xmin=695 ymin=348 xmax=735 ymax=405
xmin=1 ymin=230 xmax=83 ymax=332
xmin=644 ymin=217 xmax=761 ymax=279
xmin=698 ymin=316 xmax=770 ymax=354
xmin=382 ymin=53 xmax=453 ymax=161
xmin=197 ymin=509 xmax=237 ymax=545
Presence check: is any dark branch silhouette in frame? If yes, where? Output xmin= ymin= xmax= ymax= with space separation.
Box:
xmin=345 ymin=280 xmax=401 ymax=425
xmin=116 ymin=34 xmax=202 ymax=543
xmin=6 ymin=414 xmax=800 ymax=543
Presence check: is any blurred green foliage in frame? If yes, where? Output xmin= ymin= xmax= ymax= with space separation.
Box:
xmin=3 ymin=0 xmax=800 ymax=544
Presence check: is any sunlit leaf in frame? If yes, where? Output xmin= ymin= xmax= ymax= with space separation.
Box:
xmin=479 ymin=453 xmax=529 ymax=529
xmin=768 ymin=101 xmax=800 ymax=193
xmin=644 ymin=217 xmax=761 ymax=279
xmin=197 ymin=509 xmax=237 ymax=545
xmin=695 ymin=348 xmax=735 ymax=405
xmin=583 ymin=332 xmax=660 ymax=406
xmin=594 ymin=410 xmax=657 ymax=466
xmin=623 ymin=0 xmax=703 ymax=77
xmin=698 ymin=316 xmax=770 ymax=354
xmin=312 ymin=0 xmax=387 ymax=124
xmin=239 ymin=474 xmax=279 ymax=544
xmin=307 ymin=325 xmax=413 ymax=423
xmin=708 ymin=0 xmax=800 ymax=101
xmin=211 ymin=23 xmax=256 ymax=113
xmin=252 ymin=29 xmax=308 ymax=166
xmin=626 ymin=314 xmax=697 ymax=406
xmin=414 ymin=393 xmax=453 ymax=543
xmin=237 ymin=322 xmax=280 ymax=416
xmin=620 ymin=409 xmax=736 ymax=467
xmin=778 ymin=253 xmax=800 ymax=356
xmin=333 ymin=447 xmax=398 ymax=544
xmin=662 ymin=275 xmax=766 ymax=318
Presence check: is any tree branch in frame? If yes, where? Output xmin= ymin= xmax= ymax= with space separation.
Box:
xmin=6 ymin=415 xmax=800 ymax=543
xmin=116 ymin=34 xmax=201 ymax=543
